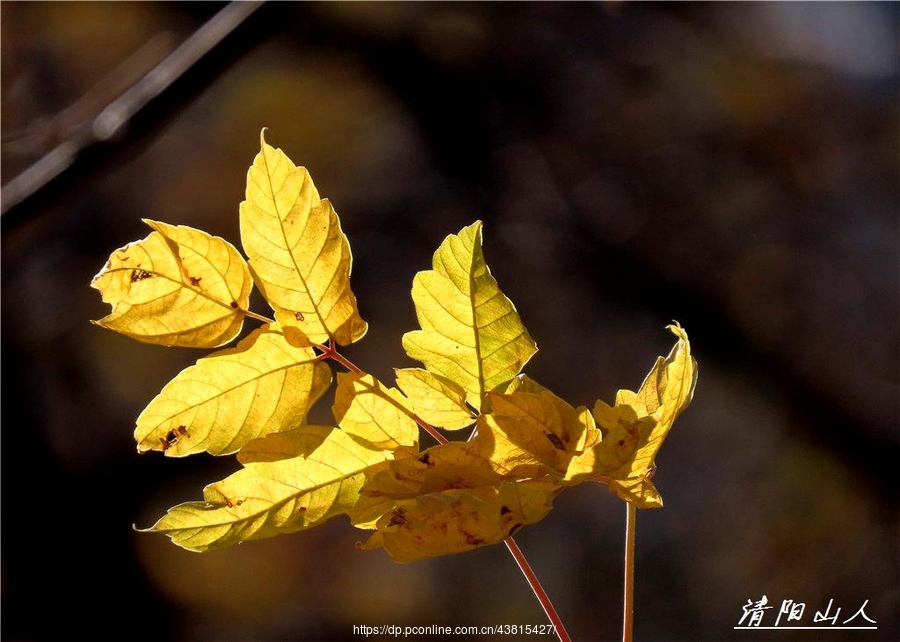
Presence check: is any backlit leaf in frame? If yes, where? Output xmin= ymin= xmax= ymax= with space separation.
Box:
xmin=91 ymin=220 xmax=252 ymax=348
xmin=135 ymin=324 xmax=331 ymax=456
xmin=93 ymin=125 xmax=701 ymax=562
xmin=565 ymin=323 xmax=697 ymax=508
xmin=240 ymin=130 xmax=367 ymax=346
xmin=480 ymin=389 xmax=599 ymax=475
xmin=359 ymin=441 xmax=507 ymax=502
xmin=332 ymin=372 xmax=419 ymax=452
xmin=143 ymin=425 xmax=389 ymax=552
xmin=347 ymin=440 xmax=501 ymax=530
xmin=357 ymin=481 xmax=558 ymax=563
xmin=394 ymin=368 xmax=475 ymax=430
xmin=402 ymin=222 xmax=537 ymax=411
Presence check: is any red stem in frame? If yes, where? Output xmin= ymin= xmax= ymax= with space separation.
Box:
xmin=411 ymin=413 xmax=449 ymax=445
xmin=505 ymin=537 xmax=573 ymax=642
xmin=318 ymin=341 xmax=448 ymax=445
xmin=623 ymin=502 xmax=636 ymax=642
xmin=321 ymin=341 xmax=570 ymax=640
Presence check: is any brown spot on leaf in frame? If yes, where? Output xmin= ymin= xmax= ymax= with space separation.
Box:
xmin=189 ymin=276 xmax=202 ymax=286
xmin=297 ymin=506 xmax=307 ymax=513
xmin=500 ymin=505 xmax=512 ymax=516
xmin=388 ymin=508 xmax=407 ymax=527
xmin=464 ymin=534 xmax=484 ymax=546
xmin=418 ymin=453 xmax=431 ymax=466
xmin=546 ymin=433 xmax=565 ymax=450
xmin=230 ymin=301 xmax=239 ymax=309
xmin=294 ymin=311 xmax=305 ymax=321
xmin=225 ymin=499 xmax=233 ymax=508
xmin=163 ymin=426 xmax=187 ymax=448
xmin=131 ymin=269 xmax=153 ymax=282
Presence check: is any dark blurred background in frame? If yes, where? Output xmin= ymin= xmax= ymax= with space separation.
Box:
xmin=2 ymin=2 xmax=897 ymax=641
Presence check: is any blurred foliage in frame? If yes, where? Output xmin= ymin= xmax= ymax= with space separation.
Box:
xmin=2 ymin=2 xmax=897 ymax=641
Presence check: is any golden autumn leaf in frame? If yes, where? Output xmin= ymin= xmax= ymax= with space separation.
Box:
xmin=565 ymin=323 xmax=697 ymax=508
xmin=332 ymin=372 xmax=419 ymax=452
xmin=135 ymin=323 xmax=331 ymax=456
xmin=91 ymin=220 xmax=252 ymax=348
xmin=477 ymin=389 xmax=599 ymax=476
xmin=142 ymin=425 xmax=390 ymax=552
xmin=394 ymin=368 xmax=475 ymax=430
xmin=359 ymin=441 xmax=507 ymax=502
xmin=240 ymin=130 xmax=367 ymax=346
xmin=402 ymin=222 xmax=537 ymax=412
xmin=346 ymin=440 xmax=498 ymax=530
xmin=564 ymin=404 xmax=647 ymax=480
xmin=610 ymin=477 xmax=663 ymax=509
xmin=357 ymin=480 xmax=559 ymax=563
xmin=91 ymin=123 xmax=701 ymax=564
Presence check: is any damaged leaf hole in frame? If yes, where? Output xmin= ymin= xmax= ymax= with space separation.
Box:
xmin=131 ymin=269 xmax=153 ymax=282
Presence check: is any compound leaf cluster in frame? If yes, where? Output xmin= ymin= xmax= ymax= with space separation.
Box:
xmin=91 ymin=131 xmax=697 ymax=561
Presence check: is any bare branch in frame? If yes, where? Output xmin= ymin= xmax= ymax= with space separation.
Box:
xmin=1 ymin=0 xmax=265 ymax=216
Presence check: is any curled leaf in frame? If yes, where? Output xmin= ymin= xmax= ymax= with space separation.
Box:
xmin=135 ymin=324 xmax=331 ymax=456
xmin=566 ymin=323 xmax=697 ymax=508
xmin=240 ymin=130 xmax=367 ymax=346
xmin=91 ymin=220 xmax=252 ymax=348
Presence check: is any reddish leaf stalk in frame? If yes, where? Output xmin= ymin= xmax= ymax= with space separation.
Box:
xmin=504 ymin=537 xmax=573 ymax=642
xmin=317 ymin=341 xmax=361 ymax=373
xmin=324 ymin=342 xmax=571 ymax=639
xmin=622 ymin=502 xmax=636 ymax=642
xmin=322 ymin=344 xmax=449 ymax=445
xmin=411 ymin=413 xmax=450 ymax=445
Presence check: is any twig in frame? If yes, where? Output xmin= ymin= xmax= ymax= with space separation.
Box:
xmin=323 ymin=341 xmax=571 ymax=639
xmin=623 ymin=502 xmax=636 ymax=642
xmin=505 ymin=537 xmax=573 ymax=642
xmin=1 ymin=0 xmax=265 ymax=216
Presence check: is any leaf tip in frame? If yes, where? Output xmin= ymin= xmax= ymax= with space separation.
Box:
xmin=665 ymin=321 xmax=688 ymax=341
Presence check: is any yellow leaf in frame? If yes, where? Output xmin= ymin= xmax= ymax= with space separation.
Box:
xmin=239 ymin=130 xmax=367 ymax=346
xmin=331 ymin=372 xmax=420 ymax=451
xmin=135 ymin=324 xmax=331 ymax=456
xmin=394 ymin=368 xmax=475 ymax=430
xmin=347 ymin=441 xmax=502 ymax=530
xmin=142 ymin=425 xmax=389 ymax=552
xmin=482 ymin=390 xmax=598 ymax=474
xmin=357 ymin=481 xmax=557 ymax=563
xmin=359 ymin=441 xmax=507 ymax=502
xmin=617 ymin=322 xmax=697 ymax=479
xmin=566 ymin=324 xmax=697 ymax=507
xmin=90 ymin=220 xmax=252 ymax=348
xmin=607 ymin=477 xmax=664 ymax=509
xmin=402 ymin=222 xmax=537 ymax=411
xmin=564 ymin=403 xmax=650 ymax=481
